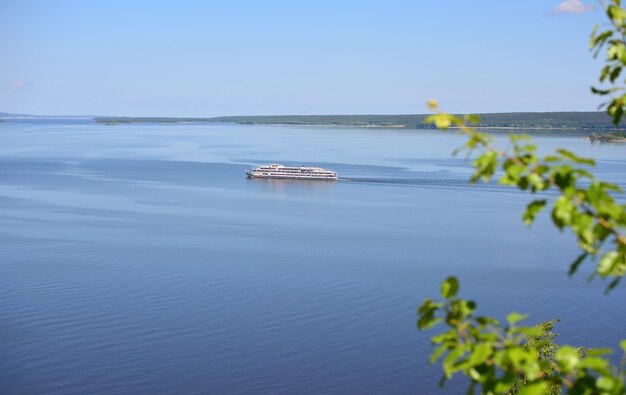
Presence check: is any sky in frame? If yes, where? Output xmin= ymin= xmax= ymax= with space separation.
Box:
xmin=0 ymin=0 xmax=608 ymax=117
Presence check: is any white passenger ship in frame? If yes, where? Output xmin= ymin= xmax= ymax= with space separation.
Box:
xmin=245 ymin=164 xmax=338 ymax=180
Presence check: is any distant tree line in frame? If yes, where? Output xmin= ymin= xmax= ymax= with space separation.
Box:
xmin=94 ymin=112 xmax=626 ymax=131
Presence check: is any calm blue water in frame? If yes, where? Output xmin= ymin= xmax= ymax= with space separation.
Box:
xmin=1 ymin=120 xmax=625 ymax=394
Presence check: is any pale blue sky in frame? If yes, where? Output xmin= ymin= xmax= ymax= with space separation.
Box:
xmin=0 ymin=0 xmax=606 ymax=116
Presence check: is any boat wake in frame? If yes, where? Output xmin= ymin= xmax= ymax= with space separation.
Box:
xmin=339 ymin=177 xmax=472 ymax=188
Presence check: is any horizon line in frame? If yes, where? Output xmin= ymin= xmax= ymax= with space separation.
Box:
xmin=0 ymin=110 xmax=610 ymax=119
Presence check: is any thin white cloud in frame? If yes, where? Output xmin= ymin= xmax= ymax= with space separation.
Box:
xmin=552 ymin=0 xmax=595 ymax=14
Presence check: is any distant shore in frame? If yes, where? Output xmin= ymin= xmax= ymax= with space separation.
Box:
xmin=92 ymin=112 xmax=626 ymax=131
xmin=4 ymin=111 xmax=626 ymax=133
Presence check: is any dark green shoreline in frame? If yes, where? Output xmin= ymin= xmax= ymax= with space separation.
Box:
xmin=94 ymin=112 xmax=626 ymax=131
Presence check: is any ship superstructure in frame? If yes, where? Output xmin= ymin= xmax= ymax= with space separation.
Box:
xmin=245 ymin=164 xmax=338 ymax=180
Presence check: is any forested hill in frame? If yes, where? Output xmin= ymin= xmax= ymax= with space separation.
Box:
xmin=94 ymin=112 xmax=625 ymax=130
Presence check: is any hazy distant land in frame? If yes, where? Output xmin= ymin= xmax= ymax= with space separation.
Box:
xmin=0 ymin=112 xmax=94 ymax=120
xmin=2 ymin=111 xmax=625 ymax=139
xmin=90 ymin=112 xmax=626 ymax=131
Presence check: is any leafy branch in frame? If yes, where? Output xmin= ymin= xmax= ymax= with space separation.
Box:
xmin=418 ymin=2 xmax=626 ymax=392
xmin=424 ymin=100 xmax=626 ymax=291
xmin=591 ymin=0 xmax=626 ymax=125
xmin=418 ymin=277 xmax=626 ymax=395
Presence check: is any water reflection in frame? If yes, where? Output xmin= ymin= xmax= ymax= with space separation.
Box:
xmin=246 ymin=177 xmax=337 ymax=198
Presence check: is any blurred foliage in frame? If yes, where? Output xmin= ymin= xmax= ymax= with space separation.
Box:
xmin=591 ymin=0 xmax=626 ymax=125
xmin=418 ymin=278 xmax=626 ymax=394
xmin=424 ymin=102 xmax=626 ymax=288
xmin=419 ymin=2 xmax=626 ymax=393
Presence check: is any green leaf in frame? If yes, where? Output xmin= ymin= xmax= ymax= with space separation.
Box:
xmin=569 ymin=253 xmax=589 ymax=276
xmin=586 ymin=181 xmax=605 ymax=206
xmin=417 ymin=298 xmax=436 ymax=314
xmin=543 ymin=155 xmax=561 ymax=162
xmin=556 ymin=149 xmax=595 ymax=166
xmin=608 ymin=4 xmax=626 ymax=25
xmin=610 ymin=66 xmax=622 ymax=82
xmin=586 ymin=347 xmax=613 ymax=357
xmin=601 ymin=64 xmax=612 ymax=82
xmin=518 ymin=381 xmax=549 ymax=395
xmin=608 ymin=41 xmax=626 ymax=61
xmin=431 ymin=331 xmax=455 ymax=344
xmin=418 ymin=310 xmax=442 ymax=330
xmin=517 ymin=325 xmax=544 ymax=338
xmin=596 ymin=375 xmax=619 ymax=391
xmin=556 ymin=345 xmax=580 ymax=372
xmin=441 ymin=276 xmax=460 ymax=298
xmin=579 ymin=356 xmax=609 ymax=371
xmin=467 ymin=379 xmax=476 ymax=395
xmin=494 ymin=377 xmax=515 ymax=395
xmin=443 ymin=346 xmax=465 ymax=377
xmin=590 ymin=24 xmax=599 ymax=48
xmin=592 ymin=29 xmax=613 ymax=49
xmin=468 ymin=343 xmax=492 ymax=366
xmin=426 ymin=114 xmax=453 ymax=129
xmin=597 ymin=251 xmax=618 ymax=276
xmin=552 ymin=166 xmax=575 ymax=192
xmin=592 ymin=86 xmax=613 ymax=95
xmin=476 ymin=316 xmax=499 ymax=326
xmin=507 ymin=312 xmax=528 ymax=326
xmin=464 ymin=114 xmax=480 ymax=124
xmin=430 ymin=344 xmax=449 ymax=364
xmin=608 ymin=98 xmax=626 ymax=125
xmin=607 ymin=277 xmax=622 ymax=292
xmin=471 ymin=151 xmax=498 ymax=183
xmin=467 ymin=367 xmax=481 ymax=382
xmin=505 ymin=347 xmax=533 ymax=369
xmin=523 ymin=199 xmax=547 ymax=225
xmin=551 ymin=196 xmax=575 ymax=229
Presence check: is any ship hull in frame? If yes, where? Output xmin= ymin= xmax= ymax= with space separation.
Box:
xmin=245 ymin=164 xmax=338 ymax=180
xmin=246 ymin=172 xmax=337 ymax=180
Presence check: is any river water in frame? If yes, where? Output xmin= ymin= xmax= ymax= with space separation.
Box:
xmin=1 ymin=120 xmax=625 ymax=394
